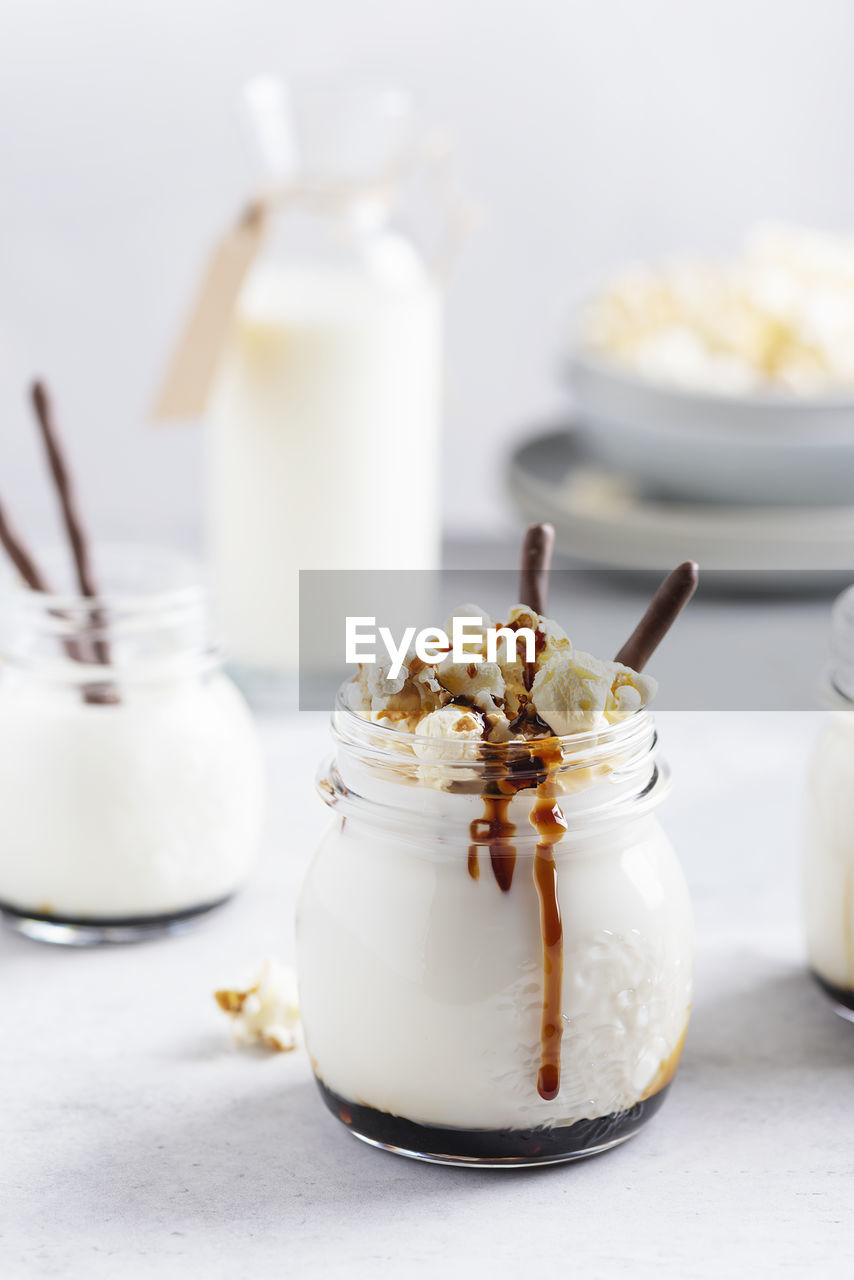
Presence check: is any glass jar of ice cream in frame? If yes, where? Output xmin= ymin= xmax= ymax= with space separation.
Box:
xmin=298 ymin=604 xmax=694 ymax=1166
xmin=804 ymin=583 xmax=854 ymax=1018
xmin=207 ymin=84 xmax=446 ymax=699
xmin=0 ymin=547 xmax=264 ymax=944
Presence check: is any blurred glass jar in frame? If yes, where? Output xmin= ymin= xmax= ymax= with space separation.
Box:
xmin=804 ymin=584 xmax=854 ymax=1019
xmin=0 ymin=547 xmax=264 ymax=945
xmin=297 ymin=689 xmax=693 ymax=1167
xmin=208 ymin=83 xmax=448 ymax=702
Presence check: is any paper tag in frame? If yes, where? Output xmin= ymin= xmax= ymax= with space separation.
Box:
xmin=152 ymin=200 xmax=269 ymax=421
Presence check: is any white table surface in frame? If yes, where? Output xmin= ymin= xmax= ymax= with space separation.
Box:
xmin=3 ymin=709 xmax=854 ymax=1278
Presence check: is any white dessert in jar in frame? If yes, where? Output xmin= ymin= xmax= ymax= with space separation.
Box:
xmin=804 ymin=584 xmax=854 ymax=1016
xmin=297 ymin=602 xmax=693 ymax=1164
xmin=0 ymin=548 xmax=264 ymax=943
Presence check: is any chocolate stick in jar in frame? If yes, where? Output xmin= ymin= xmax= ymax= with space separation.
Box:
xmin=518 ymin=522 xmax=556 ymax=615
xmin=0 ymin=499 xmax=51 ymax=594
xmin=29 ymin=380 xmax=118 ymax=704
xmin=614 ymin=561 xmax=699 ymax=672
xmin=31 ymin=383 xmax=102 ymax=607
xmin=0 ymin=495 xmax=93 ymax=678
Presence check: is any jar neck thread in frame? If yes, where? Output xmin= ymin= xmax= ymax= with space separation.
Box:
xmin=0 ymin=547 xmax=217 ymax=687
xmin=319 ymin=691 xmax=667 ymax=843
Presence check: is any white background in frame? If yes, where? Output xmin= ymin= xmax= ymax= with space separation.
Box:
xmin=3 ymin=0 xmax=854 ymax=543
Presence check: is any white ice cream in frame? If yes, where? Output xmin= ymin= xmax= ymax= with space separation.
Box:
xmin=804 ymin=711 xmax=854 ymax=993
xmin=412 ymin=704 xmax=485 ymax=762
xmin=0 ymin=673 xmax=263 ymax=919
xmin=532 ymin=649 xmax=654 ymax=735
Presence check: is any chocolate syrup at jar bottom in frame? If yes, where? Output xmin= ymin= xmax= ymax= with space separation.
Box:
xmin=811 ymin=970 xmax=854 ymax=1016
xmin=316 ymin=1078 xmax=671 ymax=1163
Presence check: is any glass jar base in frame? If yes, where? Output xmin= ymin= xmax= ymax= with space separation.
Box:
xmin=811 ymin=970 xmax=854 ymax=1023
xmin=0 ymin=895 xmax=235 ymax=946
xmin=349 ymin=1126 xmax=639 ymax=1168
xmin=316 ymin=1078 xmax=670 ymax=1167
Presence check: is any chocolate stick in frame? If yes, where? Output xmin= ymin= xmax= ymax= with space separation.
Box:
xmin=0 ymin=498 xmax=50 ymax=593
xmin=519 ymin=523 xmax=556 ymax=616
xmin=29 ymin=381 xmax=117 ymax=703
xmin=31 ymin=382 xmax=104 ymax=648
xmin=614 ymin=561 xmax=699 ymax=672
xmin=0 ymin=495 xmax=95 ymax=672
xmin=31 ymin=382 xmax=97 ymax=596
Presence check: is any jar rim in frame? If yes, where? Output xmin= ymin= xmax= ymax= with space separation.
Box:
xmin=0 ymin=543 xmax=207 ymax=617
xmin=325 ymin=681 xmax=666 ymax=839
xmin=0 ymin=544 xmax=217 ymax=686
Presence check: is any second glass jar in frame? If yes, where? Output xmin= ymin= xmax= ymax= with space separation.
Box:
xmin=804 ymin=582 xmax=854 ymax=1019
xmin=0 ymin=547 xmax=264 ymax=944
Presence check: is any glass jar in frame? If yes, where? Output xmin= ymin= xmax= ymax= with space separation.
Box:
xmin=0 ymin=547 xmax=264 ymax=945
xmin=208 ymin=85 xmax=444 ymax=700
xmin=804 ymin=584 xmax=854 ymax=1019
xmin=297 ymin=689 xmax=694 ymax=1167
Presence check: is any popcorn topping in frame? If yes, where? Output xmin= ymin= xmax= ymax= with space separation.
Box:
xmin=354 ymin=603 xmax=655 ymax=743
xmin=582 ymin=223 xmax=854 ymax=395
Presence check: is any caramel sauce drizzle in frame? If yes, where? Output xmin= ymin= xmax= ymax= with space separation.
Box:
xmin=467 ymin=726 xmax=568 ymax=1100
xmin=529 ymin=744 xmax=567 ymax=1100
xmin=469 ymin=794 xmax=517 ymax=891
xmin=508 ymin=696 xmax=552 ymax=737
xmin=467 ymin=744 xmax=550 ymax=893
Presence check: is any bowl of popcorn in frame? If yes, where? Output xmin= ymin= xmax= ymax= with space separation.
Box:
xmin=569 ymin=224 xmax=854 ymax=506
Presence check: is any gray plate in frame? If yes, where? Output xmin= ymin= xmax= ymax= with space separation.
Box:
xmin=506 ymin=427 xmax=854 ymax=589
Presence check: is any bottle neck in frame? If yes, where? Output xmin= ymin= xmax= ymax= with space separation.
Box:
xmin=260 ymin=178 xmax=395 ymax=247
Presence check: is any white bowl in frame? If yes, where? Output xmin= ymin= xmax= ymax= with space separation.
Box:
xmin=568 ymin=350 xmax=854 ymax=506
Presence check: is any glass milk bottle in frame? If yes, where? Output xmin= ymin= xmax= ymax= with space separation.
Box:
xmin=804 ymin=584 xmax=854 ymax=1018
xmin=207 ymin=85 xmax=445 ymax=700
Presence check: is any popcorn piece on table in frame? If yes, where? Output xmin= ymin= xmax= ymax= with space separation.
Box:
xmin=215 ymin=959 xmax=302 ymax=1053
